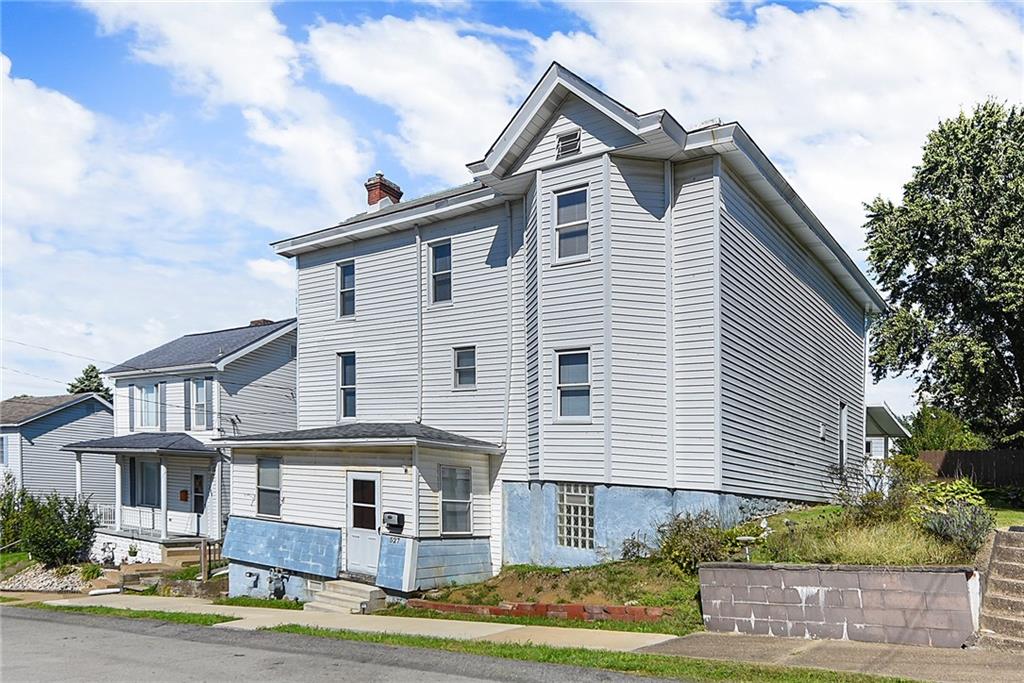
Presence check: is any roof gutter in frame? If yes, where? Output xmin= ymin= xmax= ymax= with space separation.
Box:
xmin=104 ymin=363 xmax=217 ymax=380
xmin=61 ymin=446 xmax=218 ymax=456
xmin=215 ymin=436 xmax=503 ymax=456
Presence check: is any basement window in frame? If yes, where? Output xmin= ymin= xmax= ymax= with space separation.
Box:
xmin=557 ymin=483 xmax=594 ymax=549
xmin=556 ymin=129 xmax=581 ymax=159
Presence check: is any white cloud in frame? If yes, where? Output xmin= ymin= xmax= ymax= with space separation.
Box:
xmin=307 ymin=16 xmax=527 ymax=185
xmin=246 ymin=258 xmax=294 ymax=291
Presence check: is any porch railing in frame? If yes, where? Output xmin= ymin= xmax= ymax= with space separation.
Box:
xmin=199 ymin=539 xmax=225 ymax=581
xmin=92 ymin=503 xmax=116 ymax=527
xmin=120 ymin=506 xmax=158 ymax=532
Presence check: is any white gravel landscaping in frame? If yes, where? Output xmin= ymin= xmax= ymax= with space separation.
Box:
xmin=0 ymin=563 xmax=86 ymax=593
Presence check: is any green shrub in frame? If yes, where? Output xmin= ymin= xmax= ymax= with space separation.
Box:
xmin=921 ymin=501 xmax=995 ymax=555
xmin=910 ymin=478 xmax=986 ymax=523
xmin=21 ymin=493 xmax=97 ymax=567
xmin=652 ymin=510 xmax=725 ymax=574
xmin=79 ymin=563 xmax=103 ymax=581
xmin=0 ymin=473 xmax=31 ymax=550
xmin=758 ymin=519 xmax=963 ymax=565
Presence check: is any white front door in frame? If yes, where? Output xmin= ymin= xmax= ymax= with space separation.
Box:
xmin=346 ymin=472 xmax=381 ymax=576
xmin=191 ymin=470 xmax=208 ymax=536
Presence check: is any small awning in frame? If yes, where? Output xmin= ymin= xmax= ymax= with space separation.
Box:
xmin=64 ymin=432 xmax=219 ymax=457
xmin=215 ymin=422 xmax=503 ymax=455
xmin=866 ymin=405 xmax=911 ymax=438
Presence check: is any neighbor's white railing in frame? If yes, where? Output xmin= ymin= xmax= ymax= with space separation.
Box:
xmin=92 ymin=503 xmax=116 ymax=527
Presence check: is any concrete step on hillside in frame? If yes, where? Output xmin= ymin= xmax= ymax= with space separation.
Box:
xmin=162 ymin=547 xmax=201 ymax=568
xmin=323 ymin=580 xmax=385 ymax=600
xmin=995 ymin=530 xmax=1024 ymax=549
xmin=977 ymin=631 xmax=1024 ymax=652
xmin=989 ymin=577 xmax=1024 ymax=599
xmin=304 ymin=579 xmax=385 ymax=614
xmin=302 ymin=593 xmax=365 ymax=614
xmin=993 ymin=545 xmax=1024 ymax=564
xmin=983 ymin=593 xmax=1024 ymax=617
xmin=980 ymin=613 xmax=1024 ymax=640
xmin=990 ymin=561 xmax=1024 ymax=582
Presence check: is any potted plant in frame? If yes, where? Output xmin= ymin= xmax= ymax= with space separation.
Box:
xmin=127 ymin=544 xmax=139 ymax=562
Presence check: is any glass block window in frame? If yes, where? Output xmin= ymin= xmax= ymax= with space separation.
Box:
xmin=557 ymin=483 xmax=594 ymax=549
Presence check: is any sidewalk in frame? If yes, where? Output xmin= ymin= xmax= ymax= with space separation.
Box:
xmin=641 ymin=632 xmax=1024 ymax=683
xmin=39 ymin=594 xmax=676 ymax=652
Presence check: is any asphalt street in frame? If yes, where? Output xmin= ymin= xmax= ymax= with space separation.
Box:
xmin=0 ymin=607 xmax=652 ymax=682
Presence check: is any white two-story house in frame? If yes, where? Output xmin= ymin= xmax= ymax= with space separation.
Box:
xmin=218 ymin=64 xmax=886 ymax=602
xmin=66 ymin=318 xmax=296 ymax=565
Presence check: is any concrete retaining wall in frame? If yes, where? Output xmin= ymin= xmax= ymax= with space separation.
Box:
xmin=91 ymin=532 xmax=163 ymax=565
xmin=699 ymin=563 xmax=980 ymax=648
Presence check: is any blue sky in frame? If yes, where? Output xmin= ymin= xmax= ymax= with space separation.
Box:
xmin=3 ymin=1 xmax=1022 ymax=416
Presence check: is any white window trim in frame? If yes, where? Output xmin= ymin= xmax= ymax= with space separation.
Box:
xmin=552 ymin=186 xmax=590 ymax=265
xmin=336 ymin=260 xmax=356 ymax=319
xmin=256 ymin=456 xmax=282 ymax=519
xmin=838 ymin=401 xmax=849 ymax=471
xmin=428 ymin=238 xmax=453 ymax=306
xmin=1 ymin=434 xmax=8 ymax=466
xmin=439 ymin=464 xmax=473 ymax=536
xmin=452 ymin=345 xmax=477 ymax=391
xmin=136 ymin=459 xmax=161 ymax=509
xmin=337 ymin=352 xmax=356 ymax=421
xmin=138 ymin=383 xmax=159 ymax=429
xmin=555 ymin=348 xmax=591 ymax=423
xmin=192 ymin=378 xmax=209 ymax=431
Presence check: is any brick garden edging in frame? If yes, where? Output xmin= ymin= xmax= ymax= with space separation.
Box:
xmin=699 ymin=563 xmax=981 ymax=648
xmin=406 ymin=598 xmax=670 ymax=622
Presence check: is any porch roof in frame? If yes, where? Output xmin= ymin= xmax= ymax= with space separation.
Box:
xmin=215 ymin=422 xmax=503 ymax=455
xmin=63 ymin=432 xmax=219 ymax=457
xmin=866 ymin=405 xmax=912 ymax=439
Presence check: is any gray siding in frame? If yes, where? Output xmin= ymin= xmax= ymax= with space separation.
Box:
xmin=718 ymin=165 xmax=866 ymax=501
xmin=609 ymin=156 xmax=669 ymax=486
xmin=672 ymin=159 xmax=719 ymax=489
xmin=524 ymin=179 xmax=541 ymax=477
xmin=219 ymin=332 xmax=297 ymax=436
xmin=513 ymin=93 xmax=641 ymax=175
xmin=19 ymin=399 xmax=114 ymax=504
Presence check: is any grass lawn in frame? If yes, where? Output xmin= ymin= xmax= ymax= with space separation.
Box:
xmin=213 ymin=595 xmax=304 ymax=610
xmin=982 ymin=489 xmax=1024 ymax=529
xmin=416 ymin=560 xmax=704 ymax=635
xmin=380 ymin=605 xmax=690 ymax=634
xmin=0 ymin=552 xmax=31 ymax=572
xmin=266 ymin=624 xmax=908 ymax=683
xmin=21 ymin=602 xmax=239 ymax=625
xmin=0 ymin=595 xmax=22 ymax=603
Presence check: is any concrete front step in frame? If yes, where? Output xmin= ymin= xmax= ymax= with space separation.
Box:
xmin=977 ymin=631 xmax=1024 ymax=652
xmin=980 ymin=613 xmax=1024 ymax=640
xmin=989 ymin=576 xmax=1024 ymax=599
xmin=990 ymin=561 xmax=1024 ymax=582
xmin=983 ymin=592 xmax=1024 ymax=617
xmin=992 ymin=545 xmax=1024 ymax=564
xmin=323 ymin=580 xmax=385 ymax=600
xmin=303 ymin=601 xmax=361 ymax=615
xmin=305 ymin=579 xmax=386 ymax=614
xmin=995 ymin=530 xmax=1024 ymax=549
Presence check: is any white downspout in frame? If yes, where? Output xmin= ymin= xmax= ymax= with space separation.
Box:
xmin=415 ymin=224 xmax=424 ymax=424
xmin=500 ymin=200 xmax=514 ymax=449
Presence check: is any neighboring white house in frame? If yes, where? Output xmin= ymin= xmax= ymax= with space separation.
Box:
xmin=65 ymin=318 xmax=297 ymax=566
xmin=218 ymin=63 xmax=887 ymax=600
xmin=0 ymin=393 xmax=113 ymax=502
xmin=864 ymin=404 xmax=912 ymax=491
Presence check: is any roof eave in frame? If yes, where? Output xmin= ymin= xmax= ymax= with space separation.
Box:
xmin=104 ymin=363 xmax=218 ymax=380
xmin=217 ymin=436 xmax=502 ymax=455
xmin=2 ymin=393 xmax=112 ymax=427
xmin=62 ymin=446 xmax=217 ymax=456
xmin=215 ymin=320 xmax=297 ymax=370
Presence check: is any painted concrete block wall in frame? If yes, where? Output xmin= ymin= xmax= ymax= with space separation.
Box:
xmin=415 ymin=537 xmax=492 ymax=589
xmin=228 ymin=562 xmax=311 ymax=602
xmin=503 ymin=481 xmax=786 ymax=567
xmin=223 ymin=516 xmax=343 ymax=577
xmin=90 ymin=532 xmax=163 ymax=565
xmin=700 ymin=564 xmax=979 ymax=648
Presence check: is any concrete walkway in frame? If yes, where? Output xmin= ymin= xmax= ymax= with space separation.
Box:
xmin=40 ymin=594 xmax=676 ymax=652
xmin=641 ymin=632 xmax=1024 ymax=683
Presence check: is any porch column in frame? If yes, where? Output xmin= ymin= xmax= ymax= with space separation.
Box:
xmin=114 ymin=455 xmax=122 ymax=531
xmin=75 ymin=452 xmax=83 ymax=500
xmin=160 ymin=456 xmax=169 ymax=540
xmin=213 ymin=455 xmax=223 ymax=540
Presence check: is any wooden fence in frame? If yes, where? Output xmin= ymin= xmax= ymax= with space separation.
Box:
xmin=920 ymin=449 xmax=1024 ymax=486
xmin=199 ymin=539 xmax=224 ymax=581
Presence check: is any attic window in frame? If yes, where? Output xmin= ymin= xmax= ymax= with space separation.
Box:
xmin=556 ymin=129 xmax=581 ymax=159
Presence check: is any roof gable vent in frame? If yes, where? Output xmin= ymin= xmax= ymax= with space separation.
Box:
xmin=556 ymin=129 xmax=581 ymax=159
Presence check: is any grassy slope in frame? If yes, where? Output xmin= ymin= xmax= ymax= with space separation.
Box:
xmin=22 ymin=602 xmax=238 ymax=625
xmin=0 ymin=552 xmax=31 ymax=571
xmin=267 ymin=624 xmax=909 ymax=683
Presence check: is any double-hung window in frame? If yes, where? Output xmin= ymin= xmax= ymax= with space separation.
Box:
xmin=138 ymin=460 xmax=160 ymax=508
xmin=192 ymin=379 xmax=208 ymax=430
xmin=556 ymin=349 xmax=590 ymax=419
xmin=139 ymin=384 xmax=158 ymax=427
xmin=555 ymin=188 xmax=588 ymax=261
xmin=838 ymin=402 xmax=848 ymax=471
xmin=440 ymin=465 xmax=472 ymax=534
xmin=338 ymin=352 xmax=356 ymax=419
xmin=0 ymin=435 xmax=8 ymax=465
xmin=338 ymin=261 xmax=355 ymax=317
xmin=453 ymin=346 xmax=476 ymax=389
xmin=257 ymin=457 xmax=281 ymax=516
xmin=430 ymin=240 xmax=452 ymax=303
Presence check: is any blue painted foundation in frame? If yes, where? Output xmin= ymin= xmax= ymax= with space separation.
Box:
xmin=415 ymin=538 xmax=492 ymax=590
xmin=503 ymin=481 xmax=787 ymax=567
xmin=227 ymin=562 xmax=312 ymax=602
xmin=223 ymin=516 xmax=343 ymax=577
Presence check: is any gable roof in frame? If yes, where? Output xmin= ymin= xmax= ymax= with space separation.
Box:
xmin=104 ymin=318 xmax=296 ymax=377
xmin=1 ymin=393 xmax=112 ymax=428
xmin=63 ymin=432 xmax=218 ymax=456
xmin=215 ymin=422 xmax=502 ymax=455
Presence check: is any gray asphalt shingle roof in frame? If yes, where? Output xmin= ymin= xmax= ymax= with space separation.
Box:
xmin=0 ymin=393 xmax=107 ymax=427
xmin=64 ymin=432 xmax=218 ymax=454
xmin=104 ymin=318 xmax=296 ymax=374
xmin=217 ymin=422 xmax=499 ymax=451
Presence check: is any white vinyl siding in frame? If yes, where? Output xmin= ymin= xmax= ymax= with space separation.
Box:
xmin=417 ymin=448 xmax=490 ymax=538
xmin=718 ymin=165 xmax=866 ymax=501
xmin=218 ymin=332 xmax=298 ymax=436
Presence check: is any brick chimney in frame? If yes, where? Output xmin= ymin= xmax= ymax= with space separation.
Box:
xmin=365 ymin=172 xmax=403 ymax=210
xmin=249 ymin=318 xmax=274 ymax=327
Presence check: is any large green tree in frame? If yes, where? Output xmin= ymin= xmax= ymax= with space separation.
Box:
xmin=865 ymin=101 xmax=1023 ymax=446
xmin=67 ymin=364 xmax=112 ymax=402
